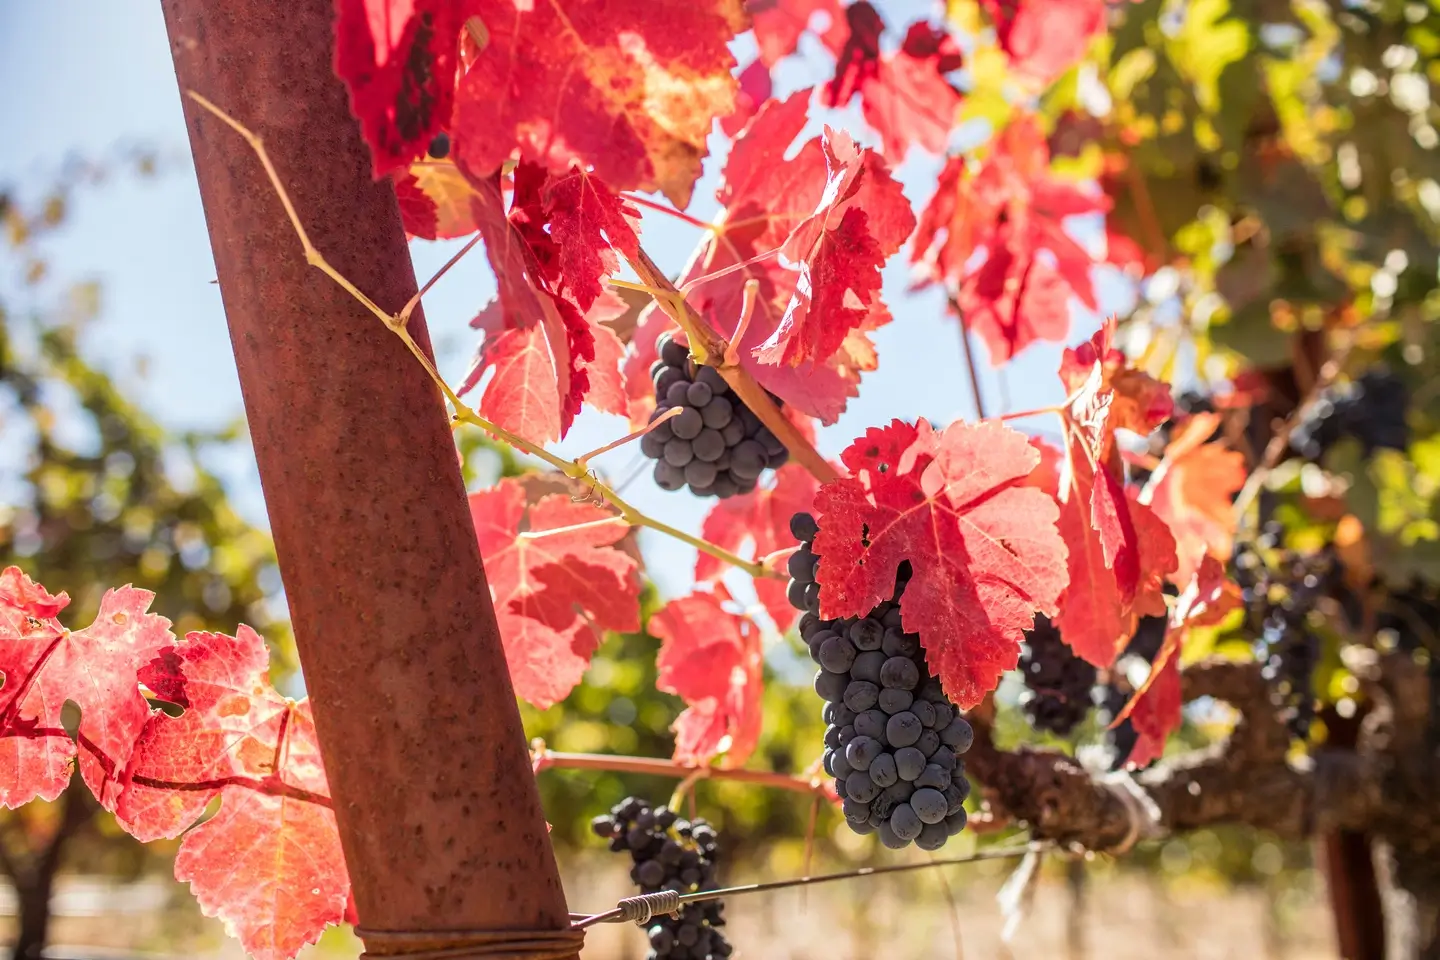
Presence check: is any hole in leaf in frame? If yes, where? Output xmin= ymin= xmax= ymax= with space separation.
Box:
xmin=60 ymin=699 xmax=81 ymax=742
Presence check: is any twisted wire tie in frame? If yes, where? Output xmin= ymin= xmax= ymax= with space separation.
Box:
xmin=615 ymin=889 xmax=682 ymax=925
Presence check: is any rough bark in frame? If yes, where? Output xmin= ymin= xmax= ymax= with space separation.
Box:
xmin=968 ymin=656 xmax=1436 ymax=856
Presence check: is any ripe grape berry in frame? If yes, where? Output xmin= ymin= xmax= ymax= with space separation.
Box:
xmin=591 ymin=796 xmax=732 ymax=960
xmin=1232 ymin=531 xmax=1337 ymax=739
xmin=1289 ymin=367 xmax=1410 ymax=462
xmin=787 ymin=512 xmax=974 ymax=850
xmin=1018 ymin=616 xmax=1097 ymax=737
xmin=426 ymin=131 xmax=451 ymax=160
xmin=641 ymin=332 xmax=789 ymax=498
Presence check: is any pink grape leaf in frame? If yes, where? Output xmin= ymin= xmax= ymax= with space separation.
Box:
xmin=636 ymin=91 xmax=876 ymax=422
xmin=469 ymin=478 xmax=641 ymax=708
xmin=1142 ymin=414 xmax=1246 ymax=585
xmin=747 ymin=0 xmax=846 ymax=66
xmin=115 ymin=627 xmax=346 ymax=960
xmin=813 ymin=419 xmax=1068 ymax=707
xmin=696 ymin=464 xmax=820 ymax=631
xmin=822 ymin=4 xmax=963 ymax=161
xmin=333 ymin=0 xmax=467 ymax=176
xmin=757 ymin=127 xmax=916 ymax=368
xmin=652 ymin=588 xmax=764 ymax=768
xmin=583 ymin=323 xmax=630 ymax=418
xmin=981 ymin=0 xmax=1108 ymax=85
xmin=452 ymin=0 xmax=749 ymax=209
xmin=911 ymin=115 xmax=1105 ymax=364
xmin=1118 ymin=556 xmax=1241 ymax=765
xmin=0 ymin=571 xmax=174 ymax=810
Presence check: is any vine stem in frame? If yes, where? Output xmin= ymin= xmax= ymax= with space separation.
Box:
xmin=531 ymin=749 xmax=835 ymax=801
xmin=624 ymin=248 xmax=841 ymax=484
xmin=949 ymin=296 xmax=988 ymax=421
xmin=187 ymin=92 xmax=776 ymax=582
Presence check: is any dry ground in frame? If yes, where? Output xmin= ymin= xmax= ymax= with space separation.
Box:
xmin=1 ymin=859 xmax=1335 ymax=960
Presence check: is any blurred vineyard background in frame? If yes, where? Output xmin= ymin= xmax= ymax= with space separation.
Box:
xmin=5 ymin=0 xmax=1440 ymax=955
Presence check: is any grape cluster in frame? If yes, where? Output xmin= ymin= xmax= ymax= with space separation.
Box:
xmin=1289 ymin=368 xmax=1410 ymax=462
xmin=641 ymin=332 xmax=789 ymax=498
xmin=786 ymin=512 xmax=974 ymax=850
xmin=1233 ymin=529 xmax=1337 ymax=739
xmin=591 ymin=796 xmax=731 ymax=960
xmin=1018 ymin=616 xmax=1097 ymax=737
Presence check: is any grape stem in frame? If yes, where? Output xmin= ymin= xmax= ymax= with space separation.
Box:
xmin=620 ymin=192 xmax=718 ymax=232
xmin=623 ymin=248 xmax=841 ymax=484
xmin=574 ymin=406 xmax=680 ymax=470
xmin=186 ymin=92 xmax=777 ymax=583
xmin=531 ymin=747 xmax=836 ymax=801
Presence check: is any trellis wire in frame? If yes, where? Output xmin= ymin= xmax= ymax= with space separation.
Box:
xmin=570 ymin=840 xmax=1050 ymax=929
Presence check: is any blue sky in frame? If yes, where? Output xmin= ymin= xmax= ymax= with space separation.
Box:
xmin=0 ymin=0 xmax=1128 ymax=605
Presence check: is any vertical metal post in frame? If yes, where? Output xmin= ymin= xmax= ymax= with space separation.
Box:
xmin=160 ymin=1 xmax=575 ymax=950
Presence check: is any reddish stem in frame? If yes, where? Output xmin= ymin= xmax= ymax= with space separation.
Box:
xmin=533 ymin=750 xmax=835 ymax=801
xmin=621 ymin=193 xmax=714 ymax=231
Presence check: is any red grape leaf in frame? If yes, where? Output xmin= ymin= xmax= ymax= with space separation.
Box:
xmin=813 ymin=419 xmax=1067 ymax=707
xmin=394 ymin=161 xmax=483 ymax=240
xmin=720 ymin=59 xmax=774 ymax=138
xmin=981 ymin=0 xmax=1107 ymax=85
xmin=1126 ymin=653 xmax=1179 ymax=768
xmin=0 ymin=575 xmax=174 ymax=810
xmin=1058 ymin=318 xmax=1173 ymax=446
xmin=1141 ymin=413 xmax=1246 ymax=585
xmin=116 ymin=627 xmax=345 ymax=960
xmin=757 ymin=127 xmax=916 ymax=368
xmin=460 ymin=171 xmax=633 ymax=441
xmin=911 ymin=115 xmax=1105 ymax=364
xmin=652 ymin=588 xmax=764 ymax=768
xmin=657 ymin=90 xmax=878 ymax=422
xmin=696 ymin=464 xmax=820 ymax=631
xmin=822 ymin=5 xmax=962 ymax=161
xmin=452 ymin=0 xmax=749 ymax=209
xmin=1051 ymin=452 xmax=1176 ymax=668
xmin=333 ymin=0 xmax=466 ymax=177
xmin=1118 ymin=555 xmax=1241 ymax=764
xmin=747 ymin=0 xmax=846 ymax=66
xmin=469 ymin=478 xmax=641 ymax=708
xmin=536 ymin=167 xmax=641 ymax=314
xmin=1051 ymin=328 xmax=1177 ymax=665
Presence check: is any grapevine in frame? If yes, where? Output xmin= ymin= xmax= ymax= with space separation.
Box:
xmin=4 ymin=0 xmax=1440 ymax=958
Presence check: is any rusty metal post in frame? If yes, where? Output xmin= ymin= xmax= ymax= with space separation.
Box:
xmin=160 ymin=1 xmax=575 ymax=951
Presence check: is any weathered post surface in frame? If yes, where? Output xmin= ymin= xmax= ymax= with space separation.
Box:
xmin=161 ymin=1 xmax=576 ymax=953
